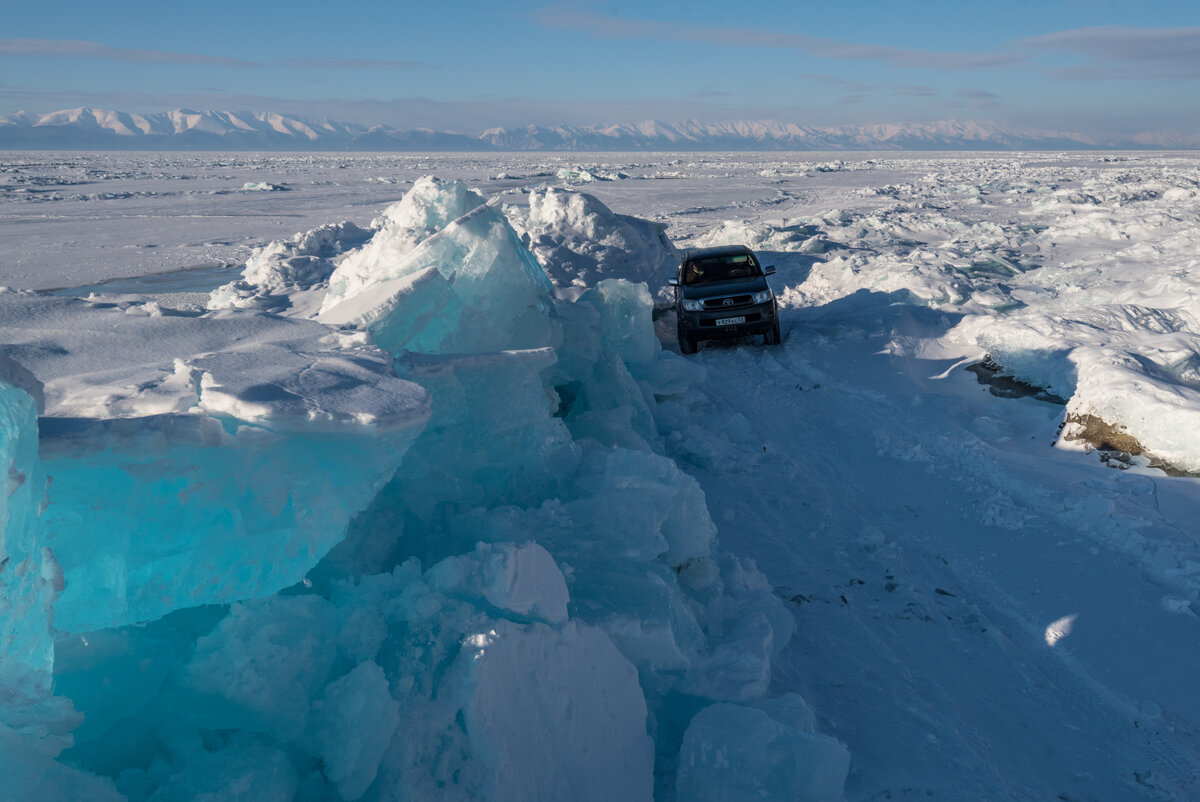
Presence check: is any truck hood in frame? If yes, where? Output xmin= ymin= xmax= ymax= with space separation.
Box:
xmin=679 ymin=276 xmax=770 ymax=301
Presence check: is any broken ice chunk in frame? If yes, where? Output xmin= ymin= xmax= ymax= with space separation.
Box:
xmin=0 ymin=294 xmax=433 ymax=634
xmin=182 ymin=594 xmax=338 ymax=742
xmin=320 ymin=180 xmax=556 ymax=356
xmin=462 ymin=620 xmax=654 ymax=802
xmin=309 ymin=661 xmax=399 ymax=801
xmin=41 ymin=404 xmax=425 ymax=634
xmin=0 ymin=366 xmax=56 ymax=713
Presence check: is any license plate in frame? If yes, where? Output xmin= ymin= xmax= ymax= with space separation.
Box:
xmin=716 ymin=316 xmax=745 ymax=326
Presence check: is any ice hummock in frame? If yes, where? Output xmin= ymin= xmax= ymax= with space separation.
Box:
xmin=749 ymin=163 xmax=1200 ymax=474
xmin=319 ymin=185 xmax=557 ymax=356
xmin=677 ymin=698 xmax=850 ymax=802
xmin=0 ymin=362 xmax=55 ymax=717
xmin=0 ymin=176 xmax=845 ymax=800
xmin=310 ymin=177 xmax=831 ymax=797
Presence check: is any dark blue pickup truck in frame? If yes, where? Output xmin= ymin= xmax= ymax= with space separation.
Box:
xmin=670 ymin=245 xmax=779 ymax=354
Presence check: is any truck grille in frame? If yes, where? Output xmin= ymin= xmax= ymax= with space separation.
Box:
xmin=702 ymin=294 xmax=753 ymax=309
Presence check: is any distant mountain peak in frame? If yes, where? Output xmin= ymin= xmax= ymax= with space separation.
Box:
xmin=0 ymin=107 xmax=1195 ymax=150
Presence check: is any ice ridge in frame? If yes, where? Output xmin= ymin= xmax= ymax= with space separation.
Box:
xmin=1 ymin=176 xmax=848 ymax=801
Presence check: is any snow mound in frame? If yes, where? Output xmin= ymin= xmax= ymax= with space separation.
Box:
xmin=505 ymin=187 xmax=677 ymax=300
xmin=952 ymin=306 xmax=1200 ymax=472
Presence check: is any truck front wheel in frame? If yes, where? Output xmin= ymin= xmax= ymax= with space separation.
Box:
xmin=679 ymin=326 xmax=698 ymax=354
xmin=764 ymin=320 xmax=781 ymax=345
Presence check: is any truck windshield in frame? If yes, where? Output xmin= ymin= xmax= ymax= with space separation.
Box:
xmin=683 ymin=254 xmax=760 ymax=285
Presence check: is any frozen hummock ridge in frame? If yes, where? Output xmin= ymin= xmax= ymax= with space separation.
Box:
xmin=688 ymin=217 xmax=828 ymax=257
xmin=312 ymin=177 xmax=844 ymax=797
xmin=209 ymin=180 xmax=680 ymax=316
xmin=2 ymin=175 xmax=848 ymax=801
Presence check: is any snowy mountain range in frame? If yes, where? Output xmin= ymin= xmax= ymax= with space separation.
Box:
xmin=2 ymin=107 xmax=1197 ymax=151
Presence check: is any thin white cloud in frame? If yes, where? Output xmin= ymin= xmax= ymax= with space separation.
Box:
xmin=1017 ymin=26 xmax=1200 ymax=80
xmin=956 ymin=88 xmax=1000 ymax=100
xmin=537 ymin=10 xmax=1200 ymax=85
xmin=890 ymin=85 xmax=938 ymax=98
xmin=796 ymin=74 xmax=941 ymax=103
xmin=0 ymin=38 xmax=431 ymax=70
xmin=536 ymin=8 xmax=1025 ymax=71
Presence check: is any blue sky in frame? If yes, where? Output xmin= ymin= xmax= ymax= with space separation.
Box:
xmin=2 ymin=0 xmax=1198 ymax=134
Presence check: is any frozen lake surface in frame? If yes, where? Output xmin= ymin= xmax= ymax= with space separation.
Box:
xmin=3 ymin=150 xmax=1200 ymax=800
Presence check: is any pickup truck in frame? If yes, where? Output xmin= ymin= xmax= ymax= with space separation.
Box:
xmin=670 ymin=245 xmax=780 ymax=354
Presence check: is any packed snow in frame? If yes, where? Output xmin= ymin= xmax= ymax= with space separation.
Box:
xmin=2 ymin=151 xmax=1200 ymax=801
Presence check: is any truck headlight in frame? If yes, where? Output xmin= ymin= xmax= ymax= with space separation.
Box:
xmin=682 ymin=299 xmax=704 ymax=312
xmin=751 ymin=290 xmax=773 ymax=304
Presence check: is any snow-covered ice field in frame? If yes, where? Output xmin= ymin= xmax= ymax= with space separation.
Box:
xmin=3 ymin=150 xmax=1200 ymax=800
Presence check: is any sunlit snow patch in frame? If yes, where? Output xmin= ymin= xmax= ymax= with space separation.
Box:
xmin=1044 ymin=614 xmax=1078 ymax=646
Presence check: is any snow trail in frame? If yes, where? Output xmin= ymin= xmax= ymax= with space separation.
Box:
xmin=669 ymin=285 xmax=1200 ymax=799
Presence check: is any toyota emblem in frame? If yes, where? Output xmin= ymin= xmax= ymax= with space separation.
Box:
xmin=723 ymin=298 xmax=734 ymax=306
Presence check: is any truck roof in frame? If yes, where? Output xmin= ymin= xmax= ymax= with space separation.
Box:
xmin=680 ymin=244 xmax=755 ymax=263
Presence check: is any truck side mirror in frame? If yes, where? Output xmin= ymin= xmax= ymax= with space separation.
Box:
xmin=764 ymin=265 xmax=776 ymax=275
xmin=668 ymin=277 xmax=679 ymax=286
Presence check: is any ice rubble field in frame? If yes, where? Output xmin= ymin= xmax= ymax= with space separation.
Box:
xmin=3 ymin=152 xmax=1200 ymax=800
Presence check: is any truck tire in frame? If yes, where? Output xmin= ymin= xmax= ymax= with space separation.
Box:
xmin=679 ymin=327 xmax=698 ymax=354
xmin=764 ymin=320 xmax=781 ymax=345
